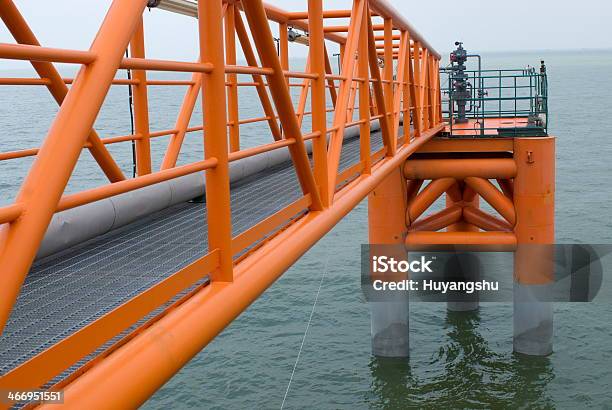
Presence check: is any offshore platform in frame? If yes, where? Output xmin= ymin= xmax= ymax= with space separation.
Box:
xmin=0 ymin=0 xmax=552 ymax=408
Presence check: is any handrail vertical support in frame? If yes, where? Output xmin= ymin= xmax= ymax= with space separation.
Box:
xmin=358 ymin=0 xmax=371 ymax=174
xmin=129 ymin=16 xmax=152 ymax=175
xmin=198 ymin=0 xmax=234 ymax=282
xmin=383 ymin=17 xmax=394 ymax=148
xmin=225 ymin=3 xmax=240 ymax=152
xmin=308 ymin=0 xmax=330 ymax=207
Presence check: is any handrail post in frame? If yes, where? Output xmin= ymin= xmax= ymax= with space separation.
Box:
xmin=383 ymin=17 xmax=394 ymax=146
xmin=225 ymin=3 xmax=240 ymax=152
xmin=412 ymin=41 xmax=423 ymax=137
xmin=308 ymin=0 xmax=330 ymax=206
xmin=198 ymin=0 xmax=234 ymax=282
xmin=358 ymin=0 xmax=371 ymax=174
xmin=278 ymin=21 xmax=289 ymax=80
xmin=129 ymin=15 xmax=152 ymax=175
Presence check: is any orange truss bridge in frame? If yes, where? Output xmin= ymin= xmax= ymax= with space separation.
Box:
xmin=0 ymin=0 xmax=553 ymax=408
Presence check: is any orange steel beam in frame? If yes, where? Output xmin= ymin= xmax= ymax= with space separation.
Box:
xmin=409 ymin=204 xmax=462 ymax=232
xmin=198 ymin=0 xmax=233 ymax=282
xmin=392 ymin=30 xmax=409 ymax=142
xmin=295 ymin=50 xmax=311 ymax=127
xmin=129 ymin=16 xmax=153 ymax=175
xmin=325 ymin=0 xmax=365 ymax=202
xmin=241 ymin=0 xmax=323 ymax=210
xmin=0 ymin=0 xmax=149 ymax=335
xmin=225 ymin=3 xmax=240 ymax=152
xmin=445 ymin=180 xmax=463 ymax=203
xmin=446 ymin=180 xmax=480 ymax=232
xmin=410 ymin=42 xmax=422 ymax=137
xmin=233 ymin=9 xmax=283 ymax=141
xmin=464 ymin=176 xmax=516 ymax=226
xmin=406 ymin=231 xmax=517 ymax=251
xmin=346 ymin=63 xmax=360 ymax=122
xmin=323 ymin=44 xmax=338 ymax=106
xmin=420 ymin=48 xmax=431 ymax=130
xmin=160 ymin=71 xmax=202 ymax=169
xmin=383 ymin=18 xmax=394 ymax=141
xmin=406 ymin=178 xmax=456 ymax=224
xmin=358 ymin=7 xmax=371 ymax=174
xmin=418 ymin=137 xmax=514 ymax=153
xmin=37 ymin=123 xmax=444 ymax=410
xmin=0 ymin=42 xmax=96 ymax=64
xmin=0 ymin=0 xmax=126 ymax=183
xmin=287 ymin=9 xmax=355 ymax=19
xmin=497 ymin=178 xmax=514 ymax=198
xmin=463 ymin=206 xmax=512 ymax=232
xmin=278 ymin=21 xmax=289 ymax=73
xmin=401 ymin=30 xmax=413 ymax=144
xmin=308 ymin=0 xmax=330 ymax=206
xmin=404 ymin=158 xmax=517 ymax=180
xmin=365 ymin=7 xmax=394 ymax=153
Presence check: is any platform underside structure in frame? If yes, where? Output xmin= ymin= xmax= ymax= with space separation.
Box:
xmin=0 ymin=0 xmax=552 ymax=408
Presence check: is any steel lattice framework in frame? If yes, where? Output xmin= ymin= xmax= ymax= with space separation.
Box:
xmin=0 ymin=0 xmax=445 ymax=407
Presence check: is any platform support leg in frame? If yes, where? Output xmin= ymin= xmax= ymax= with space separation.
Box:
xmin=513 ymin=137 xmax=555 ymax=356
xmin=368 ymin=167 xmax=409 ymax=357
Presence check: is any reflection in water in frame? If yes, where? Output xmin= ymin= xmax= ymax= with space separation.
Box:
xmin=367 ymin=310 xmax=555 ymax=408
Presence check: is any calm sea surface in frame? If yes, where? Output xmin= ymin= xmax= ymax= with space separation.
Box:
xmin=1 ymin=49 xmax=612 ymax=408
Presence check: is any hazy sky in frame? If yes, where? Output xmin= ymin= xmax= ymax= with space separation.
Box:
xmin=1 ymin=0 xmax=611 ymax=69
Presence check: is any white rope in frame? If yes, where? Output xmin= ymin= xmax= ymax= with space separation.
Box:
xmin=280 ymin=248 xmax=331 ymax=409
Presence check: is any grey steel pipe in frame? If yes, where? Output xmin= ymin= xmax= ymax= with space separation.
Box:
xmin=35 ymin=121 xmax=380 ymax=260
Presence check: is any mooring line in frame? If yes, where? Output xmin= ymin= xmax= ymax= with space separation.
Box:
xmin=280 ymin=247 xmax=331 ymax=409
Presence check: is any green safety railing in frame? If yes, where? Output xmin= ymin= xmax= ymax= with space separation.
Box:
xmin=439 ymin=65 xmax=548 ymax=137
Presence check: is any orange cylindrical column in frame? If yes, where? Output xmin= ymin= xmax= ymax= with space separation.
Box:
xmin=513 ymin=136 xmax=555 ymax=356
xmin=368 ymin=167 xmax=409 ymax=357
xmin=369 ymin=167 xmax=407 ymax=244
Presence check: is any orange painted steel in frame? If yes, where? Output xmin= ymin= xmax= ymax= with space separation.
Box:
xmin=447 ymin=181 xmax=480 ymax=232
xmin=418 ymin=137 xmax=514 ymax=153
xmin=0 ymin=0 xmax=149 ymax=336
xmin=225 ymin=3 xmax=240 ymax=152
xmin=0 ymin=0 xmax=446 ymax=404
xmin=241 ymin=0 xmax=323 ymax=211
xmin=405 ymin=231 xmax=517 ymax=251
xmin=129 ymin=16 xmax=153 ymax=175
xmin=198 ymin=0 xmax=234 ymax=282
xmin=513 ymin=137 xmax=555 ymax=285
xmin=464 ymin=176 xmax=517 ymax=226
xmin=404 ymin=158 xmax=517 ymax=180
xmin=463 ymin=206 xmax=512 ymax=232
xmin=368 ymin=167 xmax=407 ymax=244
xmin=409 ymin=205 xmax=463 ymax=232
xmin=37 ymin=124 xmax=444 ymax=410
xmin=406 ymin=177 xmax=456 ymax=224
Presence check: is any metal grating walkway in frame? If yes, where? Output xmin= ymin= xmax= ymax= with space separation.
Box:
xmin=0 ymin=130 xmax=385 ymax=379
